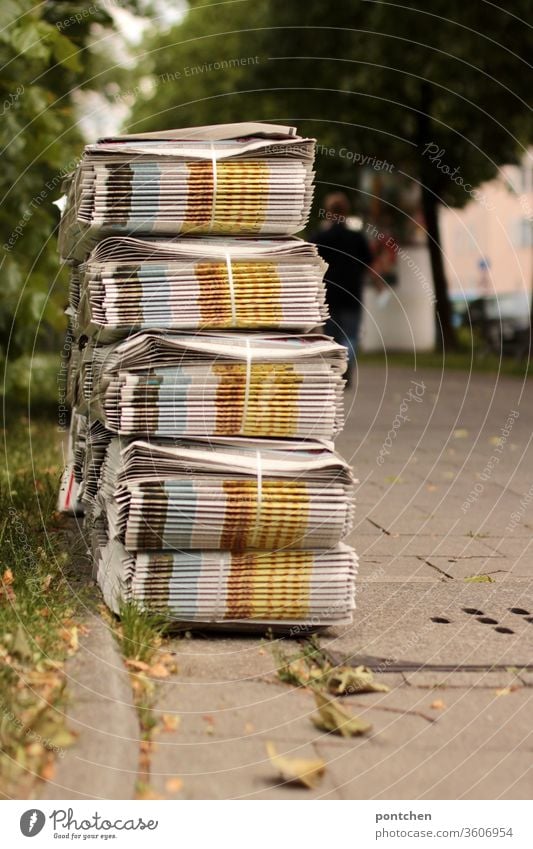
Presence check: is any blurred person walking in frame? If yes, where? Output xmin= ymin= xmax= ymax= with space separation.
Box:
xmin=310 ymin=192 xmax=377 ymax=387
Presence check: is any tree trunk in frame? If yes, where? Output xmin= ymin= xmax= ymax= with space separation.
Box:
xmin=421 ymin=183 xmax=459 ymax=351
xmin=417 ymin=80 xmax=458 ymax=351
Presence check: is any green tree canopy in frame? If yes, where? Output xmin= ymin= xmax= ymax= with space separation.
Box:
xmin=0 ymin=0 xmax=117 ymax=364
xmin=128 ymin=0 xmax=533 ymax=349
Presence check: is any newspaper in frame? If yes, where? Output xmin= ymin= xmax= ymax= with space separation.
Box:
xmin=97 ymin=537 xmax=357 ymax=628
xmin=91 ymin=436 xmax=355 ymax=552
xmin=58 ymin=123 xmax=315 ymax=262
xmin=72 ymin=236 xmax=328 ymax=341
xmin=74 ymin=331 xmax=346 ymax=439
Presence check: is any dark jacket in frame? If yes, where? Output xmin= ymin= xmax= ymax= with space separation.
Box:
xmin=310 ymin=223 xmax=373 ymax=311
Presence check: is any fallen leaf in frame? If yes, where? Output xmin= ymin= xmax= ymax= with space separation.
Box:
xmin=203 ymin=714 xmax=215 ymax=735
xmin=40 ymin=760 xmax=56 ymax=781
xmin=453 ymin=429 xmax=469 ymax=439
xmin=26 ymin=742 xmax=45 ymax=758
xmin=244 ymin=721 xmax=255 ymax=734
xmin=69 ymin=627 xmax=79 ymax=652
xmin=165 ymin=777 xmax=184 ymax=793
xmin=426 ymin=484 xmax=438 ymax=492
xmin=148 ymin=663 xmax=170 ymax=679
xmin=495 ymin=686 xmax=519 ymax=697
xmin=2 ymin=568 xmax=14 ymax=586
xmin=12 ymin=625 xmax=33 ymax=660
xmin=464 ymin=574 xmax=494 ymax=583
xmin=327 ymin=666 xmax=390 ymax=696
xmin=60 ymin=626 xmax=79 ymax=652
xmin=430 ymin=699 xmax=446 ymax=710
xmin=125 ymin=658 xmax=150 ymax=672
xmin=311 ymin=690 xmax=371 ymax=737
xmin=161 ymin=714 xmax=181 ymax=732
xmin=266 ymin=742 xmax=325 ymax=789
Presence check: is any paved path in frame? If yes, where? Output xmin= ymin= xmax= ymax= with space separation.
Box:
xmin=53 ymin=366 xmax=533 ymax=799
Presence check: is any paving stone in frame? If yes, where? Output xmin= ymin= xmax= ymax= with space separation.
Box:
xmin=325 ymin=581 xmax=533 ymax=667
xmin=357 ymin=556 xmax=444 ymax=582
xmin=150 ymin=735 xmax=342 ymax=799
xmin=429 ymin=556 xmax=533 ymax=582
xmin=315 ymin=741 xmax=533 ymax=799
xmin=153 ymin=680 xmax=322 ymax=743
xmin=357 ymin=535 xmax=498 ymax=559
xmin=403 ymin=670 xmax=524 ymax=689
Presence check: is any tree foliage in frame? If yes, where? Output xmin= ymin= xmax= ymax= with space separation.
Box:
xmin=128 ymin=0 xmax=532 ymax=348
xmin=0 ymin=0 xmax=115 ymax=363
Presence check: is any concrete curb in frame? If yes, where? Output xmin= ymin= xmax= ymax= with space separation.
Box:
xmin=40 ymin=613 xmax=140 ymax=800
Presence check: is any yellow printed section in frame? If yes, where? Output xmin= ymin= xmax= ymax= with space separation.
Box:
xmin=221 ymin=480 xmax=309 ymax=550
xmin=183 ymin=161 xmax=269 ymax=234
xmin=213 ymin=363 xmax=302 ymax=436
xmin=196 ymin=261 xmax=282 ymax=328
xmin=212 ymin=162 xmax=268 ymax=234
xmin=225 ymin=552 xmax=312 ymax=620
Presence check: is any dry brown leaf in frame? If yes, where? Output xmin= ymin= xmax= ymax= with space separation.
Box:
xmin=26 ymin=742 xmax=45 ymax=758
xmin=244 ymin=721 xmax=255 ymax=734
xmin=40 ymin=760 xmax=56 ymax=781
xmin=69 ymin=627 xmax=79 ymax=652
xmin=495 ymin=686 xmax=519 ymax=697
xmin=327 ymin=666 xmax=390 ymax=696
xmin=148 ymin=663 xmax=170 ymax=678
xmin=165 ymin=777 xmax=184 ymax=793
xmin=161 ymin=713 xmax=181 ymax=732
xmin=311 ymin=690 xmax=371 ymax=737
xmin=430 ymin=699 xmax=446 ymax=710
xmin=266 ymin=742 xmax=325 ymax=789
xmin=125 ymin=658 xmax=150 ymax=672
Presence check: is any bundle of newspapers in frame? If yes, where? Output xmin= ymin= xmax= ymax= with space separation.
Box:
xmin=59 ymin=123 xmax=315 ymax=263
xmin=58 ymin=122 xmax=358 ymax=630
xmin=95 ymin=438 xmax=355 ymax=552
xmin=71 ymin=236 xmax=328 ymax=340
xmin=73 ymin=331 xmax=346 ymax=439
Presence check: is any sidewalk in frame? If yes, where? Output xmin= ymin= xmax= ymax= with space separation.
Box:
xmin=49 ymin=365 xmax=533 ymax=799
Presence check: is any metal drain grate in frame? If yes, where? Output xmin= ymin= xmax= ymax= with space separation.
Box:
xmin=428 ymin=606 xmax=533 ymax=638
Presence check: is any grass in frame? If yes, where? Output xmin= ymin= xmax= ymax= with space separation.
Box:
xmin=116 ymin=601 xmax=168 ymax=664
xmin=0 ymin=408 xmax=84 ymax=798
xmin=359 ymin=328 xmax=533 ymax=377
xmin=110 ymin=602 xmax=178 ymax=799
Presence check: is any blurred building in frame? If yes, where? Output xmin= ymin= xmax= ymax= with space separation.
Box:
xmin=440 ymin=151 xmax=533 ymax=299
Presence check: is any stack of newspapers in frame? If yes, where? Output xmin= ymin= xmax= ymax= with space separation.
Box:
xmin=58 ymin=122 xmax=357 ymax=630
